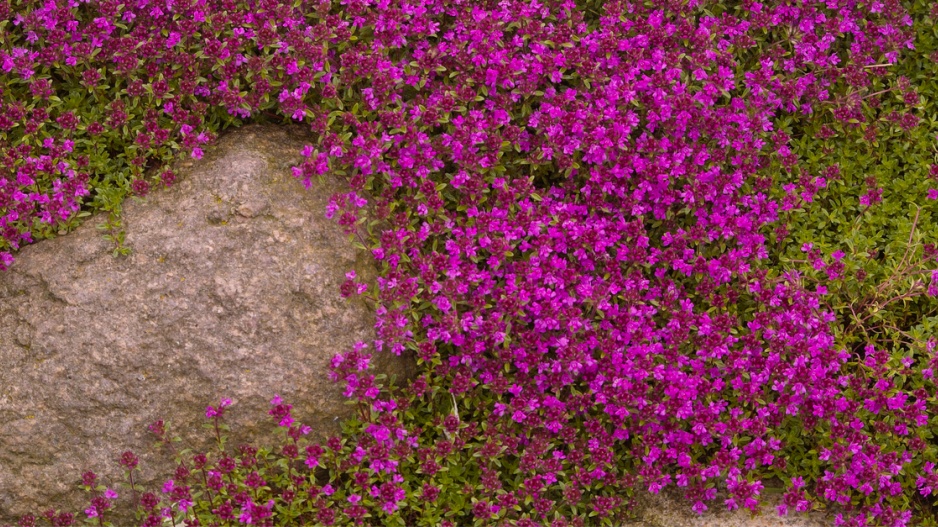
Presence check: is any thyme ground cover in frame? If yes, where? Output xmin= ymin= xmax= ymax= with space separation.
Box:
xmin=3 ymin=0 xmax=938 ymax=526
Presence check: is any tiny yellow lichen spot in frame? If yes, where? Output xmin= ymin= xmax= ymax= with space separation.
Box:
xmin=26 ymin=415 xmax=34 ymax=419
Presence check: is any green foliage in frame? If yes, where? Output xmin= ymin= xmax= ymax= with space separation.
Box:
xmin=764 ymin=1 xmax=938 ymax=522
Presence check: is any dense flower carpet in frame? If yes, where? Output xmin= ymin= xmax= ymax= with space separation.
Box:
xmin=3 ymin=0 xmax=938 ymax=526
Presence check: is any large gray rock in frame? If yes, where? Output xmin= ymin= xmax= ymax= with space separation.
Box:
xmin=0 ymin=124 xmax=414 ymax=522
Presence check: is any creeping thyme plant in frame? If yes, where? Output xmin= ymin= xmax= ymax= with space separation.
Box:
xmin=4 ymin=0 xmax=938 ymax=525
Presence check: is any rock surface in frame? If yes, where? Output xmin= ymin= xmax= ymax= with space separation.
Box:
xmin=0 ymin=124 xmax=415 ymax=521
xmin=622 ymin=490 xmax=833 ymax=527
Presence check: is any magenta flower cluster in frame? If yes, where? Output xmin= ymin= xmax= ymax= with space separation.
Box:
xmin=315 ymin=0 xmax=929 ymax=525
xmin=2 ymin=0 xmax=937 ymax=525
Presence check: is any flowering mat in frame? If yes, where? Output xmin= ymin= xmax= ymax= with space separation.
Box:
xmin=3 ymin=0 xmax=938 ymax=526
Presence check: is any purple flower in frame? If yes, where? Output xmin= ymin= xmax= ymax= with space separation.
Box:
xmin=166 ymin=31 xmax=181 ymax=48
xmin=81 ymin=471 xmax=97 ymax=487
xmin=366 ymin=424 xmax=391 ymax=443
xmin=119 ymin=451 xmax=138 ymax=469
